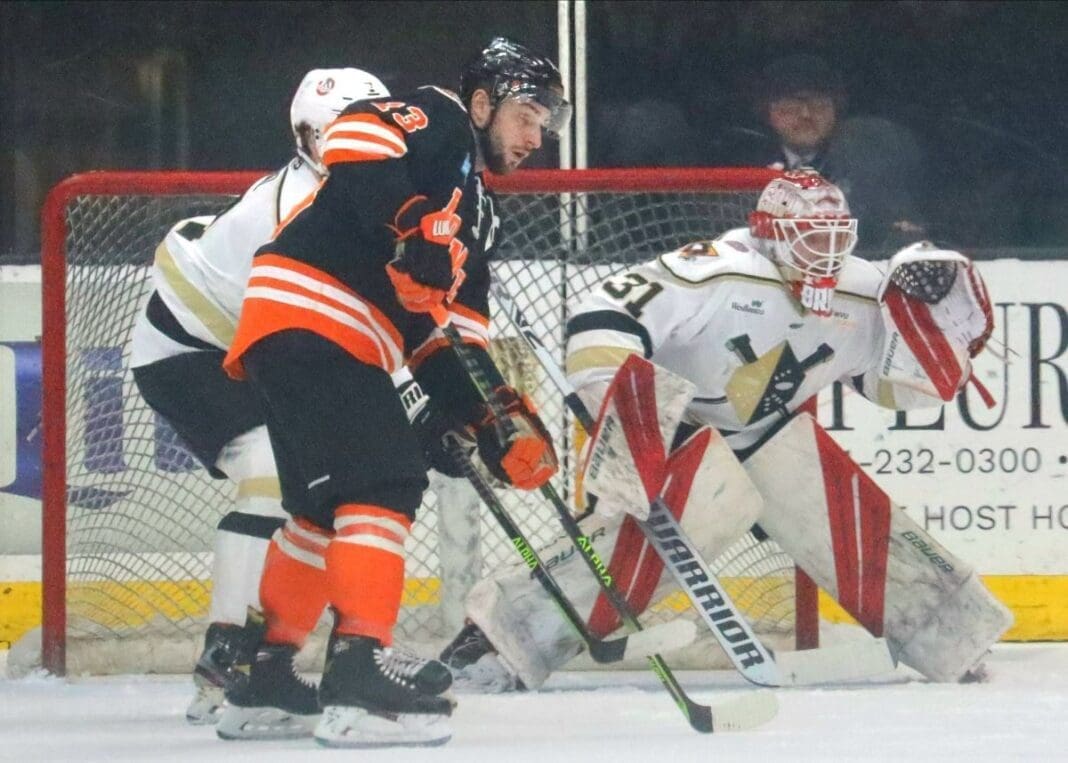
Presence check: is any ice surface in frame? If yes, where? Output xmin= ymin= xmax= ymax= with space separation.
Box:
xmin=2 ymin=643 xmax=1066 ymax=762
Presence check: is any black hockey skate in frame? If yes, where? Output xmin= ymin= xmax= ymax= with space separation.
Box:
xmin=186 ymin=616 xmax=265 ymax=725
xmin=215 ymin=643 xmax=320 ymax=741
xmin=440 ymin=621 xmax=524 ymax=693
xmin=314 ymin=634 xmax=453 ymax=748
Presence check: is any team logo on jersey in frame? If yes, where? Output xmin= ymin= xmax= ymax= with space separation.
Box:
xmin=316 ymin=78 xmax=335 ymax=96
xmin=469 ymin=175 xmax=499 ymax=252
xmin=677 ymin=241 xmax=718 ymax=259
xmin=723 ymin=334 xmax=834 ymax=424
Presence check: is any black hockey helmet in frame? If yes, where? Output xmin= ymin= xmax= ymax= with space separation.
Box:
xmin=460 ymin=37 xmax=571 ymax=139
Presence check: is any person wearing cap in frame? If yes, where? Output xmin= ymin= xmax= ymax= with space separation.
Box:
xmin=754 ymin=53 xmax=928 ymax=254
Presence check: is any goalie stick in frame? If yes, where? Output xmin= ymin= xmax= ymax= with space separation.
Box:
xmin=427 ymin=305 xmax=777 ymax=733
xmin=489 ymin=281 xmax=897 ymax=688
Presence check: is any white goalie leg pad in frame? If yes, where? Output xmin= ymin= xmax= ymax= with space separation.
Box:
xmin=744 ymin=413 xmax=1013 ymax=681
xmin=580 ymin=355 xmax=696 ymax=520
xmin=209 ymin=426 xmax=286 ymax=625
xmin=465 ymin=427 xmax=762 ymax=689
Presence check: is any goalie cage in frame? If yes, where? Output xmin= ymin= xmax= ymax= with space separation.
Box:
xmin=30 ymin=167 xmax=818 ymax=676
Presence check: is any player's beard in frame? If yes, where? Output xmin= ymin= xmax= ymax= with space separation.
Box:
xmin=477 ymin=124 xmax=515 ymax=175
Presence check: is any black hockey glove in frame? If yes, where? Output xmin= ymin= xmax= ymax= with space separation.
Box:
xmin=401 ymin=380 xmax=475 ymax=478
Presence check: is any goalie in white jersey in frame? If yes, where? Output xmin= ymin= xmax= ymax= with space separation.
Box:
xmin=128 ymin=67 xmax=390 ymax=724
xmin=441 ymin=168 xmax=1012 ymax=691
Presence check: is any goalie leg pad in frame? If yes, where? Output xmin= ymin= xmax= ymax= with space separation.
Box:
xmin=743 ymin=413 xmax=1013 ymax=681
xmin=464 ymin=429 xmax=762 ymax=689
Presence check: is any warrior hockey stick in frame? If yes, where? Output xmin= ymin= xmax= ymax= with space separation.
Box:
xmin=427 ymin=306 xmax=777 ymax=733
xmin=443 ymin=437 xmax=698 ymax=662
xmin=489 ymin=281 xmax=897 ymax=688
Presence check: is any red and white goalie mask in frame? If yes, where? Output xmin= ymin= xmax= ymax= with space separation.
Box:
xmin=748 ymin=169 xmax=858 ymax=316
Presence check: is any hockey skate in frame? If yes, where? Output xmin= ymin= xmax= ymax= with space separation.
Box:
xmin=314 ymin=634 xmax=453 ymax=748
xmin=216 ymin=643 xmax=320 ymax=740
xmin=186 ymin=618 xmax=265 ymax=725
xmin=440 ymin=621 xmax=523 ymax=693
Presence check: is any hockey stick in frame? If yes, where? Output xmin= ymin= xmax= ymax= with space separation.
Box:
xmin=441 ymin=435 xmax=698 ymax=662
xmin=489 ymin=281 xmax=896 ymax=687
xmin=427 ymin=306 xmax=777 ymax=732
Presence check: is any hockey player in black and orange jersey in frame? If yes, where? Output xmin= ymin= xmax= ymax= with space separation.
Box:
xmin=216 ymin=38 xmax=570 ymax=748
xmin=129 ymin=66 xmax=392 ymax=727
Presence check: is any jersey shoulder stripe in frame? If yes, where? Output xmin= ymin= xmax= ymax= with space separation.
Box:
xmin=566 ymin=310 xmax=653 ymax=357
xmin=322 ymin=113 xmax=408 ymax=166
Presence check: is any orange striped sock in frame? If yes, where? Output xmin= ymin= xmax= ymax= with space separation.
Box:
xmin=259 ymin=517 xmax=331 ymax=646
xmin=327 ymin=503 xmax=412 ymax=646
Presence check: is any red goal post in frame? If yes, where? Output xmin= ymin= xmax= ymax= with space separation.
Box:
xmin=37 ymin=167 xmax=816 ymax=676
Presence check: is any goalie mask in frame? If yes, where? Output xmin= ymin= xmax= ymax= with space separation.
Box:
xmin=290 ymin=68 xmax=390 ymax=175
xmin=748 ymin=169 xmax=858 ymax=316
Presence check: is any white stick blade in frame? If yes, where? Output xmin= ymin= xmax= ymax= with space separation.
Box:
xmin=773 ymin=638 xmax=897 ymax=686
xmin=712 ymin=689 xmax=779 ymax=732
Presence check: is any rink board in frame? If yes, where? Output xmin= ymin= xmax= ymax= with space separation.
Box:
xmin=3 ymin=260 xmax=1068 ymax=647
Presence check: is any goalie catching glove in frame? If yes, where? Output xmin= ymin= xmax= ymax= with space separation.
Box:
xmin=473 ymin=387 xmax=558 ymax=490
xmin=386 ymin=188 xmax=469 ymax=313
xmin=877 ymin=241 xmax=994 ymax=403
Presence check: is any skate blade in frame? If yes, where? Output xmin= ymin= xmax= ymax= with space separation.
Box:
xmin=314 ymin=706 xmax=452 ymax=748
xmin=216 ymin=705 xmax=320 ymax=740
xmin=186 ymin=684 xmax=225 ymax=725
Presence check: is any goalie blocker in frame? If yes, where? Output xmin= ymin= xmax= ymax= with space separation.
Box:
xmin=463 ymin=411 xmax=1010 ymax=687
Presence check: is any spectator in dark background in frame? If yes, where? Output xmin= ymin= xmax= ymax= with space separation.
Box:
xmin=732 ymin=53 xmax=928 ymax=256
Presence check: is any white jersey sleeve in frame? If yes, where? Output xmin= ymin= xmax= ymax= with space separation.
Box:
xmin=139 ymin=158 xmax=321 ymax=356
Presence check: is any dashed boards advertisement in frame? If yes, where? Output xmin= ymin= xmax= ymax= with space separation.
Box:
xmin=1 ymin=260 xmax=1066 ymax=648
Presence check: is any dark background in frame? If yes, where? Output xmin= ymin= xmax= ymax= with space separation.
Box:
xmin=3 ymin=0 xmax=1067 ymax=261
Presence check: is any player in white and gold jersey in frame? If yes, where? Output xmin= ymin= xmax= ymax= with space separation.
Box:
xmin=564 ymin=169 xmax=948 ymax=455
xmin=441 ymin=169 xmax=1008 ymax=692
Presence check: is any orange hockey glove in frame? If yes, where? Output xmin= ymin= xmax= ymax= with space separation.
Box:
xmin=473 ymin=386 xmax=558 ymax=490
xmin=386 ymin=189 xmax=468 ymax=314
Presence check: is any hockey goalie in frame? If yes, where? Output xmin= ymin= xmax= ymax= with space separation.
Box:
xmin=439 ymin=168 xmax=1013 ymax=691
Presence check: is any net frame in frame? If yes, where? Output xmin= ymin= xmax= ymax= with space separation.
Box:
xmin=39 ymin=167 xmax=817 ymax=676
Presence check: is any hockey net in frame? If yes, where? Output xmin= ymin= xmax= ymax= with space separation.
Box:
xmin=34 ymin=168 xmax=816 ymax=676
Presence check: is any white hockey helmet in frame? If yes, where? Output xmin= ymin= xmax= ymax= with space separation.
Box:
xmin=290 ymin=68 xmax=390 ymax=174
xmin=748 ymin=169 xmax=857 ymax=313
